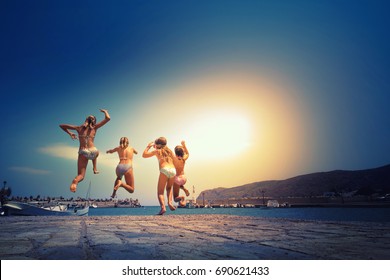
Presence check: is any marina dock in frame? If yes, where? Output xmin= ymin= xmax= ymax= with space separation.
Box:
xmin=1 ymin=214 xmax=389 ymax=260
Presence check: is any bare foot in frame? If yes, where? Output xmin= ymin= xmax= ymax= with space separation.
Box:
xmin=179 ymin=200 xmax=186 ymax=207
xmin=93 ymin=170 xmax=100 ymax=174
xmin=70 ymin=180 xmax=77 ymax=192
xmin=181 ymin=186 xmax=190 ymax=197
xmin=174 ymin=196 xmax=183 ymax=203
xmin=157 ymin=209 xmax=166 ymax=215
xmin=168 ymin=203 xmax=176 ymax=211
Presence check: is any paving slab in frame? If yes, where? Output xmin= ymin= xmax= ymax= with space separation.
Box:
xmin=0 ymin=215 xmax=389 ymax=260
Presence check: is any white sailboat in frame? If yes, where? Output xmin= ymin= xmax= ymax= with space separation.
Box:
xmin=3 ymin=181 xmax=92 ymax=216
xmin=3 ymin=201 xmax=89 ymax=216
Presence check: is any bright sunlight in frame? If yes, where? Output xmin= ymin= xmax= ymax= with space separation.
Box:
xmin=183 ymin=111 xmax=252 ymax=161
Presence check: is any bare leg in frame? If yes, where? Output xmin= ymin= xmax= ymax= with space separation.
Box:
xmin=181 ymin=185 xmax=190 ymax=196
xmin=173 ymin=182 xmax=186 ymax=207
xmin=111 ymin=166 xmax=121 ymax=198
xmin=173 ymin=182 xmax=180 ymax=200
xmin=166 ymin=177 xmax=176 ymax=211
xmin=92 ymin=152 xmax=100 ymax=174
xmin=111 ymin=178 xmax=121 ymax=198
xmin=157 ymin=173 xmax=167 ymax=215
xmin=111 ymin=169 xmax=135 ymax=198
xmin=70 ymin=155 xmax=88 ymax=192
xmin=174 ymin=196 xmax=186 ymax=207
xmin=121 ymin=170 xmax=135 ymax=193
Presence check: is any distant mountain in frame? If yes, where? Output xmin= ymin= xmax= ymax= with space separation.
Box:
xmin=198 ymin=164 xmax=390 ymax=201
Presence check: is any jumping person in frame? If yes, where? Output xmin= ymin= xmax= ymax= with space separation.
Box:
xmin=106 ymin=137 xmax=138 ymax=198
xmin=172 ymin=141 xmax=190 ymax=207
xmin=142 ymin=137 xmax=176 ymax=215
xmin=59 ymin=109 xmax=110 ymax=192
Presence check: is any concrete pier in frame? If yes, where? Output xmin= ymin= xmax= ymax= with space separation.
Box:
xmin=1 ymin=215 xmax=389 ymax=260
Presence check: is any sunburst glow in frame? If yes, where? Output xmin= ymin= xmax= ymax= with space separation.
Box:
xmin=183 ymin=112 xmax=252 ymax=160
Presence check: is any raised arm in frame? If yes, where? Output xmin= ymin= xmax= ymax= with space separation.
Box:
xmin=59 ymin=124 xmax=79 ymax=140
xmin=181 ymin=140 xmax=189 ymax=160
xmin=142 ymin=142 xmax=156 ymax=158
xmin=95 ymin=109 xmax=111 ymax=129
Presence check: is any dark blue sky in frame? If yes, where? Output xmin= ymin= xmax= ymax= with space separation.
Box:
xmin=1 ymin=0 xmax=389 ymax=204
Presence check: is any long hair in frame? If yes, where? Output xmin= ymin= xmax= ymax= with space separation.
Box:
xmin=155 ymin=137 xmax=174 ymax=164
xmin=120 ymin=137 xmax=129 ymax=149
xmin=84 ymin=115 xmax=96 ymax=128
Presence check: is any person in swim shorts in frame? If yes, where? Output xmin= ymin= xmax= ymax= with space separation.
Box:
xmin=60 ymin=109 xmax=110 ymax=192
xmin=172 ymin=140 xmax=190 ymax=207
xmin=106 ymin=137 xmax=138 ymax=198
xmin=142 ymin=137 xmax=176 ymax=215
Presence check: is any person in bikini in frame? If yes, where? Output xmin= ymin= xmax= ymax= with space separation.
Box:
xmin=59 ymin=109 xmax=110 ymax=192
xmin=142 ymin=137 xmax=176 ymax=215
xmin=172 ymin=141 xmax=190 ymax=207
xmin=106 ymin=137 xmax=138 ymax=198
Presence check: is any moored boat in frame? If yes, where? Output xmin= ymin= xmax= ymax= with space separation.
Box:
xmin=2 ymin=201 xmax=89 ymax=216
xmin=266 ymin=200 xmax=280 ymax=208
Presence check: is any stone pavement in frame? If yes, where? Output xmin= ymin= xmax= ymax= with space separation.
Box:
xmin=0 ymin=215 xmax=389 ymax=260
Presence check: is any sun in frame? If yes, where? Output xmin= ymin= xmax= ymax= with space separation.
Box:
xmin=183 ymin=111 xmax=252 ymax=161
xmin=132 ymin=66 xmax=309 ymax=176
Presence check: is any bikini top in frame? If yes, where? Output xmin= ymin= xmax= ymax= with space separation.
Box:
xmin=79 ymin=135 xmax=95 ymax=140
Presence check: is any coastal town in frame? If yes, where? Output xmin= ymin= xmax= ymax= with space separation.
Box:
xmin=1 ymin=184 xmax=390 ymax=214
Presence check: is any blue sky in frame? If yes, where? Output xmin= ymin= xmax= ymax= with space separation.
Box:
xmin=1 ymin=0 xmax=389 ymax=205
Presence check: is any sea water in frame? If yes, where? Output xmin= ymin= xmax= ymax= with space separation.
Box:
xmin=88 ymin=206 xmax=390 ymax=222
